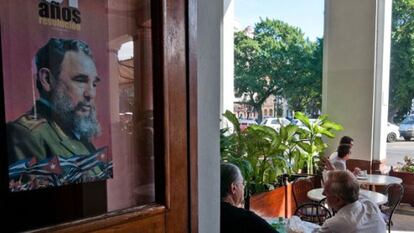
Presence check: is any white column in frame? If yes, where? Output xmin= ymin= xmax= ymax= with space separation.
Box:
xmin=323 ymin=0 xmax=377 ymax=161
xmin=372 ymin=0 xmax=392 ymax=162
xmin=198 ymin=0 xmax=222 ymax=232
xmin=221 ymin=0 xmax=235 ymax=128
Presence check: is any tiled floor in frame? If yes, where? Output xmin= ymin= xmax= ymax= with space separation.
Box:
xmin=392 ymin=203 xmax=414 ymax=232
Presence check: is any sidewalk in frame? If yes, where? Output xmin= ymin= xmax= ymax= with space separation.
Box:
xmin=392 ymin=203 xmax=414 ymax=232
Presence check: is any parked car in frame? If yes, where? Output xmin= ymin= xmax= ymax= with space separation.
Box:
xmin=260 ymin=117 xmax=290 ymax=131
xmin=239 ymin=119 xmax=258 ymax=131
xmin=399 ymin=115 xmax=414 ymax=141
xmin=386 ymin=122 xmax=400 ymax=143
xmin=291 ymin=118 xmax=318 ymax=130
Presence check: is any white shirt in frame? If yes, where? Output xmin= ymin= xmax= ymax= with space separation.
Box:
xmin=329 ymin=151 xmax=337 ymax=160
xmin=316 ymin=199 xmax=386 ymax=233
xmin=329 ymin=153 xmax=346 ymax=171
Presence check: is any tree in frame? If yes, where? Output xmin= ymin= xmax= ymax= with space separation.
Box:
xmin=389 ymin=0 xmax=414 ymax=122
xmin=282 ymin=38 xmax=323 ymax=116
xmin=234 ymin=19 xmax=322 ymax=122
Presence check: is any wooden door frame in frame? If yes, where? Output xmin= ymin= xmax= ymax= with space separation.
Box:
xmin=188 ymin=0 xmax=198 ymax=231
xmin=9 ymin=0 xmax=199 ymax=232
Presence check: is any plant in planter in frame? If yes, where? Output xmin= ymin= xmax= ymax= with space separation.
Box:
xmin=390 ymin=156 xmax=414 ymax=206
xmin=220 ymin=110 xmax=343 ymax=197
xmin=221 ymin=110 xmax=288 ymax=195
xmin=397 ymin=156 xmax=414 ymax=172
xmin=294 ymin=112 xmax=344 ymax=175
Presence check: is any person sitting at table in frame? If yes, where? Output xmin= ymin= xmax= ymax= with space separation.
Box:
xmin=316 ymin=170 xmax=386 ymax=233
xmin=221 ymin=163 xmax=278 ymax=233
xmin=329 ymin=144 xmax=361 ymax=175
xmin=329 ymin=136 xmax=354 ymax=160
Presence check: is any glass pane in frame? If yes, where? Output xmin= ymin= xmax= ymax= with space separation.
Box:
xmin=107 ymin=0 xmax=155 ymax=210
xmin=1 ymin=0 xmax=154 ymax=230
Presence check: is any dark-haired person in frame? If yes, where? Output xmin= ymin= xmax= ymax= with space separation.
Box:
xmin=221 ymin=163 xmax=278 ymax=233
xmin=329 ymin=144 xmax=361 ymax=175
xmin=7 ymin=38 xmax=107 ymax=189
xmin=329 ymin=135 xmax=354 ymax=160
xmin=330 ymin=144 xmax=351 ymax=171
xmin=316 ymin=170 xmax=386 ymax=233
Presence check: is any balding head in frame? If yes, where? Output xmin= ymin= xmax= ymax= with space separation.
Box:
xmin=323 ymin=170 xmax=359 ymax=211
xmin=221 ymin=163 xmax=243 ymax=198
xmin=326 ymin=170 xmax=359 ymax=204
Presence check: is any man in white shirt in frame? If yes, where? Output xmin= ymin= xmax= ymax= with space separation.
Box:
xmin=316 ymin=170 xmax=386 ymax=233
xmin=329 ymin=136 xmax=354 ymax=160
xmin=328 ymin=136 xmax=361 ymax=175
xmin=329 ymin=144 xmax=350 ymax=171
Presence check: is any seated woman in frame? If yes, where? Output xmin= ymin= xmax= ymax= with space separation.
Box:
xmin=221 ymin=163 xmax=278 ymax=233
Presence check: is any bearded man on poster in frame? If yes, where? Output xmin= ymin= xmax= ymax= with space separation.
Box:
xmin=7 ymin=38 xmax=109 ymax=190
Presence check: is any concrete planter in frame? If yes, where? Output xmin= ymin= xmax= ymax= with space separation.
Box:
xmin=390 ymin=168 xmax=414 ymax=207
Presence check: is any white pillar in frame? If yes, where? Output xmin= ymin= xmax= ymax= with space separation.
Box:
xmin=372 ymin=0 xmax=392 ymax=162
xmin=221 ymin=0 xmax=235 ymax=128
xmin=198 ymin=0 xmax=222 ymax=232
xmin=323 ymin=0 xmax=391 ymax=161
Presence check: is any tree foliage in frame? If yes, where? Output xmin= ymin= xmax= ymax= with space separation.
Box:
xmin=390 ymin=0 xmax=414 ymax=122
xmin=283 ymin=38 xmax=323 ymax=116
xmin=234 ymin=18 xmax=322 ymax=121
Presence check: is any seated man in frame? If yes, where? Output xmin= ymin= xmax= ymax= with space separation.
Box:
xmin=328 ymin=144 xmax=360 ymax=175
xmin=329 ymin=136 xmax=354 ymax=160
xmin=221 ymin=163 xmax=278 ymax=233
xmin=329 ymin=136 xmax=361 ymax=174
xmin=317 ymin=170 xmax=386 ymax=233
xmin=330 ymin=144 xmax=350 ymax=171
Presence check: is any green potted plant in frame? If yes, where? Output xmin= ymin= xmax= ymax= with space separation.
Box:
xmin=220 ymin=110 xmax=343 ymax=212
xmin=390 ymin=156 xmax=414 ymax=206
xmin=294 ymin=112 xmax=344 ymax=175
xmin=221 ymin=110 xmax=288 ymax=196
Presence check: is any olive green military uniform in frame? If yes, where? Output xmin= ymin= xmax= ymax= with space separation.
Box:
xmin=7 ymin=101 xmax=103 ymax=180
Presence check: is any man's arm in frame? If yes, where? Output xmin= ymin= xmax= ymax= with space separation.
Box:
xmin=314 ymin=224 xmax=332 ymax=233
xmin=314 ymin=218 xmax=336 ymax=233
xmin=321 ymin=156 xmax=335 ymax=170
xmin=333 ymin=160 xmax=346 ymax=171
xmin=247 ymin=211 xmax=279 ymax=233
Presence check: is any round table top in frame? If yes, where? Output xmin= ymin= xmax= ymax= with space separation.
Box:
xmin=356 ymin=174 xmax=402 ymax=185
xmin=307 ymin=188 xmax=388 ymax=205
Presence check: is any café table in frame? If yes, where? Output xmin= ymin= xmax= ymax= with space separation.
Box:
xmin=356 ymin=174 xmax=402 ymax=185
xmin=307 ymin=188 xmax=387 ymax=205
xmin=356 ymin=174 xmax=402 ymax=191
xmin=266 ymin=216 xmax=320 ymax=233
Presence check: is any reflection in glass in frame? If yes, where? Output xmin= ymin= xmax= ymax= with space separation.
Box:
xmin=107 ymin=0 xmax=154 ymax=211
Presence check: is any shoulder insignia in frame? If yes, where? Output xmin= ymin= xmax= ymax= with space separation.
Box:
xmin=15 ymin=114 xmax=48 ymax=131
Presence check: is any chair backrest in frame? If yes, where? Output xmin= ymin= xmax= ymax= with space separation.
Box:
xmin=346 ymin=159 xmax=371 ymax=174
xmin=292 ymin=177 xmax=314 ymax=207
xmin=294 ymin=202 xmax=332 ymax=225
xmin=384 ymin=183 xmax=404 ymax=218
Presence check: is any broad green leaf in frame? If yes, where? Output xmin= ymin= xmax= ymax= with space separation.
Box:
xmin=321 ymin=120 xmax=344 ymax=131
xmin=223 ymin=110 xmax=241 ymax=133
xmin=298 ymin=141 xmax=312 ymax=152
xmin=295 ymin=112 xmax=311 ymax=129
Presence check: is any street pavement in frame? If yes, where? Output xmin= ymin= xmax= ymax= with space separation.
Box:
xmin=386 ymin=139 xmax=414 ymax=168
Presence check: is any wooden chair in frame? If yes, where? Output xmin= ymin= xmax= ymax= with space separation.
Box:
xmin=381 ymin=183 xmax=404 ymax=233
xmin=292 ymin=177 xmax=314 ymax=208
xmin=346 ymin=159 xmax=371 ymax=174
